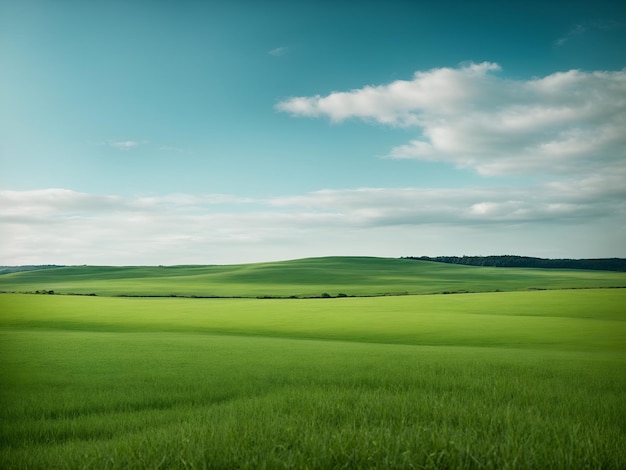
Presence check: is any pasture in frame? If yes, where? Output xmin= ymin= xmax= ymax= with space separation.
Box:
xmin=1 ymin=287 xmax=625 ymax=468
xmin=1 ymin=256 xmax=626 ymax=298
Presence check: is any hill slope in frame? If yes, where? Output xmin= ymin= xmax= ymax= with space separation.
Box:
xmin=1 ymin=256 xmax=625 ymax=298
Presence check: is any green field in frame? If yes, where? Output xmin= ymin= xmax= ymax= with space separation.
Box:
xmin=1 ymin=256 xmax=626 ymax=298
xmin=1 ymin=284 xmax=625 ymax=468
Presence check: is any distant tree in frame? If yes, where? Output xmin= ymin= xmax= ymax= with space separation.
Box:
xmin=403 ymin=256 xmax=626 ymax=272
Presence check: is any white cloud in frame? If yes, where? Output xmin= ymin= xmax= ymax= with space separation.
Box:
xmin=268 ymin=179 xmax=625 ymax=226
xmin=1 ymin=181 xmax=624 ymax=265
xmin=276 ymin=63 xmax=626 ymax=177
xmin=276 ymin=62 xmax=502 ymax=125
xmin=3 ymin=63 xmax=624 ymax=265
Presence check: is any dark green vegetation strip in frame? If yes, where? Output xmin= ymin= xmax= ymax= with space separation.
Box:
xmin=406 ymin=255 xmax=626 ymax=271
xmin=1 ymin=290 xmax=625 ymax=468
xmin=1 ymin=256 xmax=625 ymax=298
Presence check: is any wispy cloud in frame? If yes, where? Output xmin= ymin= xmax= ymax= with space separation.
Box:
xmin=94 ymin=140 xmax=150 ymax=151
xmin=554 ymin=20 xmax=625 ymax=46
xmin=554 ymin=24 xmax=586 ymax=46
xmin=98 ymin=141 xmax=190 ymax=153
xmin=109 ymin=140 xmax=142 ymax=151
xmin=277 ymin=62 xmax=626 ymax=178
xmin=268 ymin=46 xmax=288 ymax=57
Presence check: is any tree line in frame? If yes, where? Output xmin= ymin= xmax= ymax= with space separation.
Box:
xmin=403 ymin=256 xmax=626 ymax=272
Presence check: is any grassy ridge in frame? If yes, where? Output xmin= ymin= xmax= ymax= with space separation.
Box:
xmin=1 ymin=290 xmax=625 ymax=468
xmin=1 ymin=256 xmax=625 ymax=297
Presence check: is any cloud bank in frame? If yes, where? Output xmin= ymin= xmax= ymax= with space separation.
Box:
xmin=277 ymin=62 xmax=626 ymax=177
xmin=2 ymin=180 xmax=624 ymax=265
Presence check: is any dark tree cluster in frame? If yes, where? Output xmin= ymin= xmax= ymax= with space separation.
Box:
xmin=403 ymin=256 xmax=626 ymax=272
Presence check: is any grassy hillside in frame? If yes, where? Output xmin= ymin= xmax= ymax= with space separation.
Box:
xmin=1 ymin=256 xmax=625 ymax=298
xmin=1 ymin=289 xmax=624 ymax=350
xmin=1 ymin=290 xmax=625 ymax=468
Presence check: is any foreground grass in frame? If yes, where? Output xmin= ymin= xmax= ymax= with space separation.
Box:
xmin=1 ymin=290 xmax=625 ymax=468
xmin=1 ymin=256 xmax=625 ymax=297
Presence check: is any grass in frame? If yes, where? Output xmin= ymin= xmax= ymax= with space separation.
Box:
xmin=1 ymin=289 xmax=624 ymax=350
xmin=1 ymin=256 xmax=625 ymax=297
xmin=1 ymin=289 xmax=625 ymax=468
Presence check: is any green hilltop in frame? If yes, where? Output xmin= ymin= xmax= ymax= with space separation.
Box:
xmin=1 ymin=256 xmax=625 ymax=298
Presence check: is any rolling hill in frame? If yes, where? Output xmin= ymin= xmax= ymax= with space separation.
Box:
xmin=1 ymin=256 xmax=625 ymax=298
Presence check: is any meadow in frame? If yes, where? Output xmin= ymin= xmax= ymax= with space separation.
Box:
xmin=1 ymin=281 xmax=625 ymax=468
xmin=2 ymin=256 xmax=626 ymax=298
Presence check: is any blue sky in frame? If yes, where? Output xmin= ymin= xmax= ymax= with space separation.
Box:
xmin=1 ymin=0 xmax=625 ymax=265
